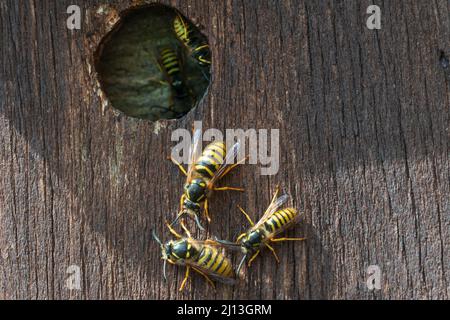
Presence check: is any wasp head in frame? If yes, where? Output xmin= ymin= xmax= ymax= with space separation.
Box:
xmin=239 ymin=230 xmax=263 ymax=254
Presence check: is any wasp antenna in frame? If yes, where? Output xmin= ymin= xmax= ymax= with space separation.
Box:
xmin=171 ymin=211 xmax=184 ymax=226
xmin=237 ymin=255 xmax=247 ymax=275
xmin=152 ymin=230 xmax=163 ymax=246
xmin=163 ymin=259 xmax=168 ymax=282
xmin=194 ymin=214 xmax=205 ymax=231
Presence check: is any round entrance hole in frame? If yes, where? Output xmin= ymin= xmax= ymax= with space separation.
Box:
xmin=95 ymin=4 xmax=211 ymax=121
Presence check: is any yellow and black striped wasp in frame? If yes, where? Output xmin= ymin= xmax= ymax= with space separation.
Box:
xmin=155 ymin=46 xmax=195 ymax=118
xmin=216 ymin=186 xmax=306 ymax=273
xmin=152 ymin=222 xmax=236 ymax=291
xmin=171 ymin=129 xmax=245 ymax=230
xmin=173 ymin=13 xmax=211 ymax=66
xmin=156 ymin=46 xmax=191 ymax=99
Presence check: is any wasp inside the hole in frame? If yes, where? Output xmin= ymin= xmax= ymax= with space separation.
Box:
xmin=95 ymin=5 xmax=211 ymax=121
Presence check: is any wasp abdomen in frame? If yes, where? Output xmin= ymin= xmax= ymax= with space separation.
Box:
xmin=194 ymin=142 xmax=226 ymax=179
xmin=160 ymin=48 xmax=181 ymax=76
xmin=197 ymin=246 xmax=234 ymax=278
xmin=158 ymin=47 xmax=190 ymax=99
xmin=264 ymin=208 xmax=298 ymax=233
xmin=173 ymin=15 xmax=211 ymax=65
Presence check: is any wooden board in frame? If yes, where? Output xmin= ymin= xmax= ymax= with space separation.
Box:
xmin=0 ymin=0 xmax=449 ymax=299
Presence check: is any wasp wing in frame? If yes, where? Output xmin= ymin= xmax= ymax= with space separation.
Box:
xmin=186 ymin=129 xmax=202 ymax=183
xmin=250 ymin=194 xmax=289 ymax=232
xmin=207 ymin=142 xmax=240 ymax=189
xmin=203 ymin=238 xmax=242 ymax=251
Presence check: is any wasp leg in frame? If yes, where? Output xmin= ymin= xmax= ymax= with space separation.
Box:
xmin=170 ymin=156 xmax=188 ymax=176
xmin=237 ymin=255 xmax=247 ymax=274
xmin=237 ymin=205 xmax=254 ymax=226
xmin=213 ymin=186 xmax=245 ymax=192
xmin=180 ymin=221 xmax=192 ymax=238
xmin=193 ymin=214 xmax=206 ymax=231
xmin=270 ymin=237 xmax=307 ymax=242
xmin=264 ymin=243 xmax=280 ymax=263
xmin=247 ymin=250 xmax=260 ymax=267
xmin=179 ymin=194 xmax=186 ymax=211
xmin=171 ymin=211 xmax=185 ymax=227
xmin=166 ymin=221 xmax=183 ymax=239
xmin=204 ymin=199 xmax=211 ymax=223
xmin=236 ymin=233 xmax=246 ymax=243
xmin=192 ymin=267 xmax=216 ymax=291
xmin=179 ymin=266 xmax=190 ymax=291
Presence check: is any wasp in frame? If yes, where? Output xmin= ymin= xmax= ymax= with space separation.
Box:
xmin=155 ymin=46 xmax=194 ymax=117
xmin=171 ymin=129 xmax=245 ymax=230
xmin=152 ymin=222 xmax=235 ymax=291
xmin=156 ymin=47 xmax=191 ymax=99
xmin=173 ymin=14 xmax=211 ymax=66
xmin=216 ymin=186 xmax=306 ymax=273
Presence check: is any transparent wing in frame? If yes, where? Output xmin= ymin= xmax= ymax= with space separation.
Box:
xmin=186 ymin=129 xmax=202 ymax=182
xmin=250 ymin=194 xmax=289 ymax=231
xmin=207 ymin=142 xmax=240 ymax=188
xmin=199 ymin=238 xmax=242 ymax=251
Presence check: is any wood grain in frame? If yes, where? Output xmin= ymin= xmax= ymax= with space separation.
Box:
xmin=0 ymin=0 xmax=448 ymax=299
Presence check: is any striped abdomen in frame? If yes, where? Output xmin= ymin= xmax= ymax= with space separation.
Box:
xmin=194 ymin=142 xmax=226 ymax=179
xmin=173 ymin=15 xmax=211 ymax=65
xmin=160 ymin=48 xmax=181 ymax=77
xmin=263 ymin=208 xmax=298 ymax=234
xmin=159 ymin=48 xmax=189 ymax=98
xmin=195 ymin=245 xmax=234 ymax=278
xmin=174 ymin=15 xmax=189 ymax=42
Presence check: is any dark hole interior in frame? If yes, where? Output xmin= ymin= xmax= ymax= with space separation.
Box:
xmin=95 ymin=4 xmax=211 ymax=121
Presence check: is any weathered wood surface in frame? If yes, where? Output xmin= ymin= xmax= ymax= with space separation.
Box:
xmin=0 ymin=0 xmax=449 ymax=300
